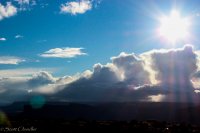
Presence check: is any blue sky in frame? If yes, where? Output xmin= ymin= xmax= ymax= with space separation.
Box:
xmin=0 ymin=0 xmax=200 ymax=77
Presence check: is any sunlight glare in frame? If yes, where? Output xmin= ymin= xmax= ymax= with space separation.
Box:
xmin=158 ymin=10 xmax=190 ymax=43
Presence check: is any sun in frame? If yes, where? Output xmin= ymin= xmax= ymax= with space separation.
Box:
xmin=158 ymin=10 xmax=191 ymax=43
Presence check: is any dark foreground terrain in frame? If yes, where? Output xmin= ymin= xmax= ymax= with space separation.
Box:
xmin=1 ymin=119 xmax=200 ymax=133
xmin=1 ymin=102 xmax=200 ymax=132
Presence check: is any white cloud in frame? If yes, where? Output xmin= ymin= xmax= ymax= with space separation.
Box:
xmin=15 ymin=0 xmax=36 ymax=10
xmin=40 ymin=47 xmax=87 ymax=58
xmin=0 ymin=2 xmax=17 ymax=21
xmin=194 ymin=90 xmax=200 ymax=93
xmin=37 ymin=40 xmax=47 ymax=43
xmin=15 ymin=34 xmax=23 ymax=39
xmin=0 ymin=38 xmax=6 ymax=41
xmin=60 ymin=0 xmax=92 ymax=15
xmin=147 ymin=94 xmax=165 ymax=102
xmin=0 ymin=56 xmax=25 ymax=65
xmin=15 ymin=0 xmax=31 ymax=5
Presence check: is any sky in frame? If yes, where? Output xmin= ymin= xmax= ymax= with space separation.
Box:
xmin=1 ymin=0 xmax=200 ymax=105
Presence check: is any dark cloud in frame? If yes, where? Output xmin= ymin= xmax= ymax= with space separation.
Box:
xmin=192 ymin=71 xmax=200 ymax=79
xmin=151 ymin=45 xmax=197 ymax=87
xmin=53 ymin=45 xmax=200 ymax=103
xmin=0 ymin=71 xmax=56 ymax=104
xmin=54 ymin=81 xmax=165 ymax=102
xmin=111 ymin=52 xmax=150 ymax=85
xmin=50 ymin=53 xmax=152 ymax=102
xmin=142 ymin=45 xmax=199 ymax=102
xmin=90 ymin=63 xmax=120 ymax=84
xmin=28 ymin=71 xmax=55 ymax=88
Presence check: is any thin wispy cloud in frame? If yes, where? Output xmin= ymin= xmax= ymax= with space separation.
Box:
xmin=40 ymin=47 xmax=87 ymax=58
xmin=40 ymin=3 xmax=48 ymax=8
xmin=15 ymin=0 xmax=31 ymax=5
xmin=0 ymin=38 xmax=6 ymax=41
xmin=0 ymin=68 xmax=54 ymax=78
xmin=15 ymin=34 xmax=23 ymax=39
xmin=0 ymin=2 xmax=17 ymax=21
xmin=37 ymin=40 xmax=47 ymax=43
xmin=15 ymin=0 xmax=36 ymax=10
xmin=0 ymin=56 xmax=25 ymax=65
xmin=60 ymin=0 xmax=92 ymax=15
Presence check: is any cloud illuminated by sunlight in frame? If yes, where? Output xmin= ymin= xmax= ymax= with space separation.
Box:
xmin=60 ymin=0 xmax=92 ymax=15
xmin=148 ymin=94 xmax=165 ymax=102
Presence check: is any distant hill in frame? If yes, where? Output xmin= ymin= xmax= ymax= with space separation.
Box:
xmin=1 ymin=102 xmax=200 ymax=123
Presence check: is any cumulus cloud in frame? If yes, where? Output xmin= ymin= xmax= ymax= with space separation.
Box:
xmin=0 ymin=38 xmax=6 ymax=41
xmin=1 ymin=45 xmax=200 ymax=104
xmin=111 ymin=52 xmax=150 ymax=85
xmin=0 ymin=56 xmax=25 ymax=65
xmin=139 ymin=45 xmax=199 ymax=102
xmin=28 ymin=71 xmax=56 ymax=87
xmin=150 ymin=45 xmax=197 ymax=86
xmin=53 ymin=53 xmax=156 ymax=102
xmin=54 ymin=45 xmax=200 ymax=102
xmin=0 ymin=0 xmax=37 ymax=21
xmin=0 ymin=71 xmax=57 ymax=104
xmin=0 ymin=2 xmax=17 ymax=21
xmin=60 ymin=0 xmax=92 ymax=15
xmin=40 ymin=47 xmax=87 ymax=58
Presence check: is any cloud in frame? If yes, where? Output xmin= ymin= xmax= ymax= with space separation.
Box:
xmin=191 ymin=70 xmax=200 ymax=88
xmin=0 ymin=0 xmax=37 ymax=21
xmin=1 ymin=45 xmax=200 ymax=104
xmin=15 ymin=0 xmax=36 ymax=11
xmin=147 ymin=94 xmax=165 ymax=102
xmin=40 ymin=47 xmax=87 ymax=58
xmin=111 ymin=52 xmax=150 ymax=85
xmin=15 ymin=0 xmax=31 ymax=5
xmin=148 ymin=45 xmax=197 ymax=86
xmin=60 ymin=0 xmax=92 ymax=15
xmin=0 ymin=56 xmax=25 ymax=65
xmin=15 ymin=34 xmax=23 ymax=39
xmin=0 ymin=68 xmax=55 ymax=78
xmin=28 ymin=71 xmax=56 ymax=87
xmin=0 ymin=71 xmax=57 ymax=104
xmin=139 ymin=45 xmax=199 ymax=102
xmin=37 ymin=40 xmax=47 ymax=43
xmin=53 ymin=53 xmax=156 ymax=102
xmin=0 ymin=2 xmax=17 ymax=21
xmin=0 ymin=38 xmax=6 ymax=41
xmin=54 ymin=45 xmax=200 ymax=102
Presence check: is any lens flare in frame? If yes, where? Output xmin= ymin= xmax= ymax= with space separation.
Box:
xmin=0 ymin=111 xmax=11 ymax=127
xmin=30 ymin=96 xmax=46 ymax=109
